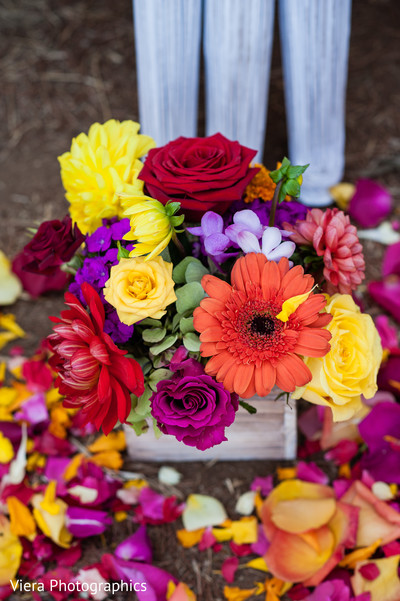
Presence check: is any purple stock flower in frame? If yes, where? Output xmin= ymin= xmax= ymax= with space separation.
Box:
xmin=225 ymin=209 xmax=264 ymax=244
xmin=359 ymin=401 xmax=400 ymax=484
xmin=110 ymin=218 xmax=131 ymax=240
xmin=86 ymin=226 xmax=112 ymax=253
xmin=150 ymin=359 xmax=239 ymax=450
xmin=348 ymin=179 xmax=392 ymax=228
xmin=225 ymin=198 xmax=308 ymax=230
xmin=69 ymin=219 xmax=134 ymax=344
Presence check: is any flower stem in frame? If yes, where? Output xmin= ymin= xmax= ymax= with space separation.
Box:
xmin=171 ymin=231 xmax=186 ymax=256
xmin=269 ymin=180 xmax=283 ymax=227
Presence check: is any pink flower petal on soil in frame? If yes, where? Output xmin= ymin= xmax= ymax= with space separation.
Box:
xmin=297 ymin=461 xmax=329 ymax=485
xmin=221 ymin=557 xmax=239 ymax=583
xmin=66 ymin=507 xmax=112 ymax=537
xmin=348 ymin=179 xmax=392 ymax=228
xmin=115 ymin=526 xmax=152 ymax=563
xmin=383 ymin=241 xmax=400 ymax=277
xmin=368 ymin=278 xmax=400 ymax=323
xmin=101 ymin=553 xmax=177 ymax=601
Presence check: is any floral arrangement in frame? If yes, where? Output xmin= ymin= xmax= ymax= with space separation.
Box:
xmin=13 ymin=119 xmax=383 ymax=451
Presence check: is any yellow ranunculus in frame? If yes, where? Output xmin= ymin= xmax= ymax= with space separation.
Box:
xmin=122 ymin=195 xmax=184 ymax=261
xmin=103 ymin=256 xmax=176 ymax=326
xmin=0 ymin=515 xmax=23 ymax=585
xmin=293 ymin=294 xmax=382 ymax=421
xmin=58 ymin=120 xmax=155 ymax=234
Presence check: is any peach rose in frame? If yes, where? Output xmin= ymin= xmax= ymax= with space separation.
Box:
xmin=260 ymin=480 xmax=358 ymax=586
xmin=341 ymin=481 xmax=400 ymax=547
xmin=104 ymin=256 xmax=176 ymax=325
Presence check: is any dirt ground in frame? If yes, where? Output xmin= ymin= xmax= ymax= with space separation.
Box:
xmin=1 ymin=0 xmax=400 ymax=599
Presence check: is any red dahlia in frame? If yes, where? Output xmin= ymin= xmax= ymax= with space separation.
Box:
xmin=48 ymin=283 xmax=144 ymax=435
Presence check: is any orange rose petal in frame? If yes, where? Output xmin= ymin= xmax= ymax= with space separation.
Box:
xmin=265 ymin=526 xmax=334 ymax=583
xmin=90 ymin=451 xmax=123 ymax=470
xmin=223 ymin=585 xmax=258 ymax=601
xmin=339 ymin=539 xmax=382 ymax=569
xmin=88 ymin=430 xmax=126 ymax=453
xmin=271 ymin=497 xmax=336 ymax=534
xmin=176 ymin=528 xmax=205 ymax=548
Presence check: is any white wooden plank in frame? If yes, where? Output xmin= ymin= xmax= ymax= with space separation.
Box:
xmin=124 ymin=389 xmax=297 ymax=462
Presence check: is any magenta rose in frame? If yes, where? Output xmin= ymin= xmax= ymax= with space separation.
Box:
xmin=22 ymin=215 xmax=84 ymax=275
xmin=139 ymin=133 xmax=259 ymax=220
xmin=150 ymin=357 xmax=239 ymax=450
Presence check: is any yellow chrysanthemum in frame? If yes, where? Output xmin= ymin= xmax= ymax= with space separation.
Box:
xmin=123 ymin=195 xmax=184 ymax=260
xmin=58 ymin=119 xmax=156 ymax=234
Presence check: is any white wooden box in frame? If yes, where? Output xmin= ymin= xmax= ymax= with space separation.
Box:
xmin=124 ymin=390 xmax=297 ymax=462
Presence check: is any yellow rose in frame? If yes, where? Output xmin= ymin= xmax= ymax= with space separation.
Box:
xmin=104 ymin=256 xmax=176 ymax=325
xmin=293 ymin=294 xmax=382 ymax=421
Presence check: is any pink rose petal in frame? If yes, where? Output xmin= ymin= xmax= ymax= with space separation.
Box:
xmin=348 ymin=179 xmax=392 ymax=228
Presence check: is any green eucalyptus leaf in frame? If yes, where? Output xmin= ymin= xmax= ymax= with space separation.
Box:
xmin=142 ymin=327 xmax=166 ymax=343
xmin=183 ymin=332 xmax=201 ymax=352
xmin=149 ymin=368 xmax=172 ymax=383
xmin=180 ymin=317 xmax=195 ymax=334
xmin=172 ymin=312 xmax=182 ymax=332
xmin=176 ymin=281 xmax=205 ymax=314
xmin=139 ymin=318 xmax=163 ymax=327
xmin=172 ymin=257 xmax=198 ymax=284
xmin=150 ymin=334 xmax=178 ymax=355
xmin=185 ymin=260 xmax=209 ymax=283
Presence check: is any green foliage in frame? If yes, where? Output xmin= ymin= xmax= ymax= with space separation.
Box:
xmin=175 ymin=281 xmax=206 ymax=314
xmin=269 ymin=157 xmax=309 ymax=203
xmin=182 ymin=332 xmax=201 ymax=352
xmin=116 ymin=240 xmax=130 ymax=260
xmin=239 ymin=400 xmax=257 ymax=414
xmin=150 ymin=334 xmax=178 ymax=356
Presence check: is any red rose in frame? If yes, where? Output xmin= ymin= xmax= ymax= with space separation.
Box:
xmin=48 ymin=283 xmax=144 ymax=435
xmin=139 ymin=133 xmax=259 ymax=220
xmin=22 ymin=215 xmax=85 ymax=275
xmin=12 ymin=251 xmax=70 ymax=297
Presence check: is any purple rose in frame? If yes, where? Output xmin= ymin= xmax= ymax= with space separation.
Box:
xmin=150 ymin=361 xmax=239 ymax=450
xmin=22 ymin=215 xmax=85 ymax=275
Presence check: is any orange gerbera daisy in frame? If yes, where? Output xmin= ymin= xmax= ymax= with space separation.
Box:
xmin=193 ymin=254 xmax=332 ymax=398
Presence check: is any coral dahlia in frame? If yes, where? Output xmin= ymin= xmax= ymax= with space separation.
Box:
xmin=284 ymin=208 xmax=365 ymax=294
xmin=48 ymin=283 xmax=144 ymax=435
xmin=193 ymin=254 xmax=332 ymax=398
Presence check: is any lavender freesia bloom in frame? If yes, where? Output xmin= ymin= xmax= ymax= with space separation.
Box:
xmin=237 ymin=226 xmax=295 ymax=262
xmin=187 ymin=211 xmax=233 ymax=264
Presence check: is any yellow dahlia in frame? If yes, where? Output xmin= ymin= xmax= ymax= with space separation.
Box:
xmin=123 ymin=195 xmax=184 ymax=260
xmin=58 ymin=120 xmax=156 ymax=234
